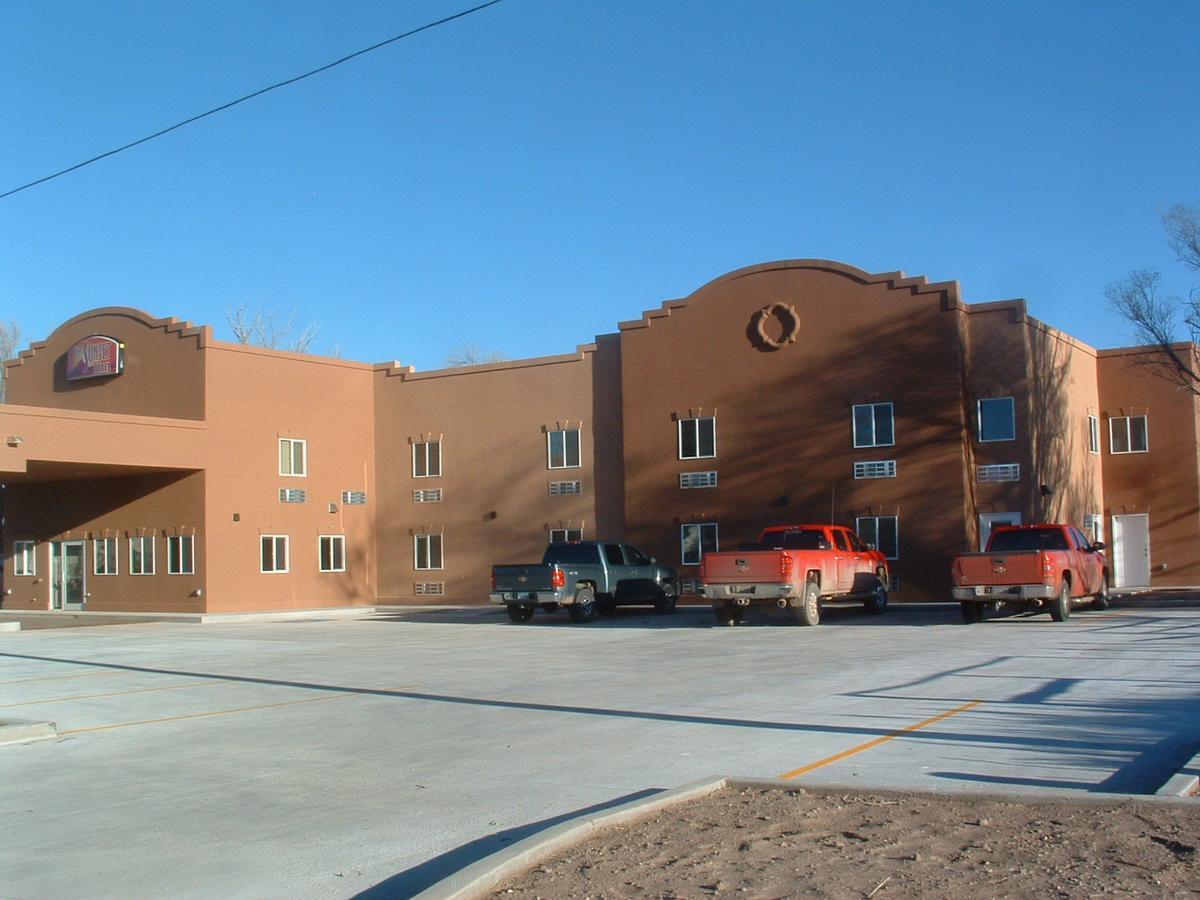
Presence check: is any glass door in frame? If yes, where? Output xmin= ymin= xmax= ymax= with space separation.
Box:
xmin=51 ymin=541 xmax=87 ymax=610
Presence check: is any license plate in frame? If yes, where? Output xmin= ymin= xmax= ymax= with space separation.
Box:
xmin=975 ymin=586 xmax=992 ymax=596
xmin=731 ymin=585 xmax=757 ymax=595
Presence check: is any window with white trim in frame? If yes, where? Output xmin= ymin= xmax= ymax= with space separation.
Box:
xmin=852 ymin=403 xmax=894 ymax=448
xmin=1088 ymin=415 xmax=1100 ymax=454
xmin=547 ymin=429 xmax=581 ymax=469
xmin=977 ymin=397 xmax=1015 ymax=442
xmin=856 ymin=516 xmax=899 ymax=560
xmin=976 ymin=464 xmax=1020 ymax=482
xmin=13 ymin=541 xmax=36 ymax=576
xmin=853 ymin=460 xmax=896 ymax=480
xmin=261 ymin=535 xmax=289 ymax=573
xmin=412 ymin=441 xmax=442 ymax=478
xmin=548 ymin=480 xmax=582 ymax=496
xmin=129 ymin=536 xmax=156 ymax=575
xmin=93 ymin=538 xmax=118 ymax=576
xmin=1109 ymin=415 xmax=1148 ymax=454
xmin=1084 ymin=513 xmax=1105 ymax=545
xmin=167 ymin=535 xmax=194 ymax=575
xmin=412 ymin=489 xmax=443 ymax=503
xmin=279 ymin=438 xmax=307 ymax=477
xmin=680 ymin=523 xmax=719 ymax=566
xmin=319 ymin=535 xmax=346 ymax=573
xmin=678 ymin=417 xmax=716 ymax=460
xmin=414 ymin=582 xmax=445 ymax=596
xmin=549 ymin=528 xmax=583 ymax=543
xmin=414 ymin=533 xmax=443 ymax=570
xmin=680 ymin=471 xmax=718 ymax=489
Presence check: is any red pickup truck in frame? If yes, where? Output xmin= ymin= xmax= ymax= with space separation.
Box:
xmin=700 ymin=524 xmax=890 ymax=626
xmin=951 ymin=523 xmax=1109 ymax=623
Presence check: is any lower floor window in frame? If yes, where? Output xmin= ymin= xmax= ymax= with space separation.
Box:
xmin=549 ymin=528 xmax=582 ymax=543
xmin=681 ymin=523 xmax=719 ymax=566
xmin=93 ymin=538 xmax=118 ymax=575
xmin=319 ymin=535 xmax=346 ymax=573
xmin=129 ymin=536 xmax=156 ymax=575
xmin=414 ymin=533 xmax=443 ymax=570
xmin=261 ymin=535 xmax=289 ymax=573
xmin=168 ymin=535 xmax=195 ymax=575
xmin=856 ymin=516 xmax=899 ymax=560
xmin=14 ymin=540 xmax=36 ymax=576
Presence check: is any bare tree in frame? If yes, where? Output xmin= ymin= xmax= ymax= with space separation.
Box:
xmin=0 ymin=319 xmax=21 ymax=402
xmin=1107 ymin=203 xmax=1200 ymax=393
xmin=444 ymin=343 xmax=506 ymax=367
xmin=226 ymin=306 xmax=321 ymax=353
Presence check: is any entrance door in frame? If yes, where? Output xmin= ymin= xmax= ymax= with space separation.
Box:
xmin=1112 ymin=514 xmax=1151 ymax=588
xmin=51 ymin=541 xmax=87 ymax=610
xmin=979 ymin=512 xmax=1022 ymax=550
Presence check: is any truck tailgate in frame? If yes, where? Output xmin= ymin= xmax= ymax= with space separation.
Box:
xmin=702 ymin=550 xmax=786 ymax=583
xmin=954 ymin=550 xmax=1045 ymax=585
xmin=492 ymin=564 xmax=556 ymax=592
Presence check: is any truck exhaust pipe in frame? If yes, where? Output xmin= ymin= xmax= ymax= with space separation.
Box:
xmin=776 ymin=598 xmax=789 ymax=609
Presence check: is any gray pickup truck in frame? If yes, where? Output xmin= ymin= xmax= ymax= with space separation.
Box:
xmin=490 ymin=541 xmax=679 ymax=623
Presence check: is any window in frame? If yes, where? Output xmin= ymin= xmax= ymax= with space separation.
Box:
xmin=279 ymin=488 xmax=306 ymax=503
xmin=678 ymin=417 xmax=716 ymax=460
xmin=976 ymin=464 xmax=1020 ymax=482
xmin=852 ymin=403 xmax=894 ymax=448
xmin=1084 ymin=513 xmax=1105 ymax=545
xmin=853 ymin=460 xmax=896 ymax=480
xmin=856 ymin=516 xmax=899 ymax=560
xmin=547 ymin=429 xmax=581 ymax=469
xmin=261 ymin=535 xmax=289 ymax=573
xmin=549 ymin=528 xmax=582 ymax=543
xmin=548 ymin=480 xmax=582 ymax=496
xmin=93 ymin=538 xmax=117 ymax=575
xmin=681 ymin=523 xmax=719 ymax=565
xmin=279 ymin=438 xmax=306 ymax=477
xmin=680 ymin=471 xmax=718 ymax=489
xmin=413 ymin=489 xmax=443 ymax=503
xmin=978 ymin=397 xmax=1015 ymax=442
xmin=167 ymin=536 xmax=194 ymax=575
xmin=412 ymin=441 xmax=442 ymax=478
xmin=319 ymin=535 xmax=346 ymax=573
xmin=1088 ymin=415 xmax=1100 ymax=454
xmin=342 ymin=491 xmax=368 ymax=505
xmin=129 ymin=536 xmax=156 ymax=575
xmin=414 ymin=582 xmax=445 ymax=596
xmin=1109 ymin=415 xmax=1148 ymax=454
xmin=13 ymin=541 xmax=36 ymax=576
xmin=414 ymin=533 xmax=443 ymax=570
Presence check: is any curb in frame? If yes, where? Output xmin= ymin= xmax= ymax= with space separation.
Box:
xmin=1156 ymin=750 xmax=1200 ymax=797
xmin=0 ymin=718 xmax=57 ymax=746
xmin=410 ymin=777 xmax=730 ymax=900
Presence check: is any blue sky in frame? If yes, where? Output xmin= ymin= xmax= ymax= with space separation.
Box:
xmin=2 ymin=0 xmax=1196 ymax=370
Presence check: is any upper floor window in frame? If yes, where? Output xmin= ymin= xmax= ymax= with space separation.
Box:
xmin=852 ymin=402 xmax=894 ymax=448
xmin=130 ymin=536 xmax=156 ymax=575
xmin=414 ymin=533 xmax=443 ymax=570
xmin=547 ymin=429 xmax=581 ymax=469
xmin=167 ymin=535 xmax=195 ymax=576
xmin=678 ymin=417 xmax=716 ymax=460
xmin=319 ymin=535 xmax=346 ymax=573
xmin=1110 ymin=415 xmax=1148 ymax=454
xmin=279 ymin=438 xmax=307 ymax=477
xmin=413 ymin=441 xmax=442 ymax=478
xmin=680 ymin=522 xmax=719 ymax=565
xmin=1088 ymin=415 xmax=1100 ymax=454
xmin=13 ymin=540 xmax=36 ymax=576
xmin=261 ymin=535 xmax=289 ymax=573
xmin=978 ymin=397 xmax=1015 ymax=443
xmin=93 ymin=538 xmax=118 ymax=576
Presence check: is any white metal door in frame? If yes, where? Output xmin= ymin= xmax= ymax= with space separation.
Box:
xmin=979 ymin=512 xmax=1022 ymax=550
xmin=1112 ymin=514 xmax=1151 ymax=588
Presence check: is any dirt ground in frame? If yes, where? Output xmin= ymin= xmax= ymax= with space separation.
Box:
xmin=493 ymin=785 xmax=1198 ymax=898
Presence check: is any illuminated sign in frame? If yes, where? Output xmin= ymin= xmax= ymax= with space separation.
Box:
xmin=66 ymin=335 xmax=124 ymax=382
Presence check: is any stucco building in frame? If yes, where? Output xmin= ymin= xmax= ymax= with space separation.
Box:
xmin=2 ymin=259 xmax=1197 ymax=614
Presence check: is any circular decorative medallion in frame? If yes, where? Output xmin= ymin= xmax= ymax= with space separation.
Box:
xmin=752 ymin=302 xmax=800 ymax=349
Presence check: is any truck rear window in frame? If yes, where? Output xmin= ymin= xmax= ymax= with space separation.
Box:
xmin=543 ymin=543 xmax=601 ymax=565
xmin=762 ymin=530 xmax=829 ymax=550
xmin=988 ymin=529 xmax=1070 ymax=552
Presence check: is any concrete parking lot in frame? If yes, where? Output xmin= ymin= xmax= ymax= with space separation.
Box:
xmin=2 ymin=603 xmax=1198 ymax=899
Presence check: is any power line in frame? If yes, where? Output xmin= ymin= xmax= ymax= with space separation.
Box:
xmin=0 ymin=0 xmax=505 ymax=201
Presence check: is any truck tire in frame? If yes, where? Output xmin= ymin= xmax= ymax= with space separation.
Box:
xmin=506 ymin=604 xmax=534 ymax=623
xmin=794 ymin=582 xmax=821 ymax=626
xmin=1050 ymin=582 xmax=1071 ymax=622
xmin=654 ymin=582 xmax=678 ymax=614
xmin=864 ymin=575 xmax=888 ymax=615
xmin=1091 ymin=575 xmax=1110 ymax=611
xmin=567 ymin=586 xmax=597 ymax=623
xmin=960 ymin=601 xmax=983 ymax=624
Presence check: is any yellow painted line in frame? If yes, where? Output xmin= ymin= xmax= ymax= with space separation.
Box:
xmin=0 ymin=680 xmax=219 ymax=709
xmin=777 ymin=699 xmax=983 ymax=780
xmin=59 ymin=692 xmax=350 ymax=735
xmin=0 ymin=670 xmax=116 ymax=686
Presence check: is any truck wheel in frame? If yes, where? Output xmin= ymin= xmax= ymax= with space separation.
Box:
xmin=795 ymin=582 xmax=821 ymax=626
xmin=960 ymin=601 xmax=983 ymax=624
xmin=567 ymin=586 xmax=597 ymax=623
xmin=1050 ymin=582 xmax=1071 ymax=622
xmin=864 ymin=576 xmax=888 ymax=615
xmin=506 ymin=604 xmax=534 ymax=623
xmin=1091 ymin=575 xmax=1110 ymax=611
xmin=654 ymin=582 xmax=678 ymax=614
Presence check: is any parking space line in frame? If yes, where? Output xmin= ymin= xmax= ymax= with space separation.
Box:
xmin=58 ymin=692 xmax=353 ymax=735
xmin=0 ymin=670 xmax=117 ymax=686
xmin=776 ymin=699 xmax=983 ymax=780
xmin=0 ymin=680 xmax=220 ymax=709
